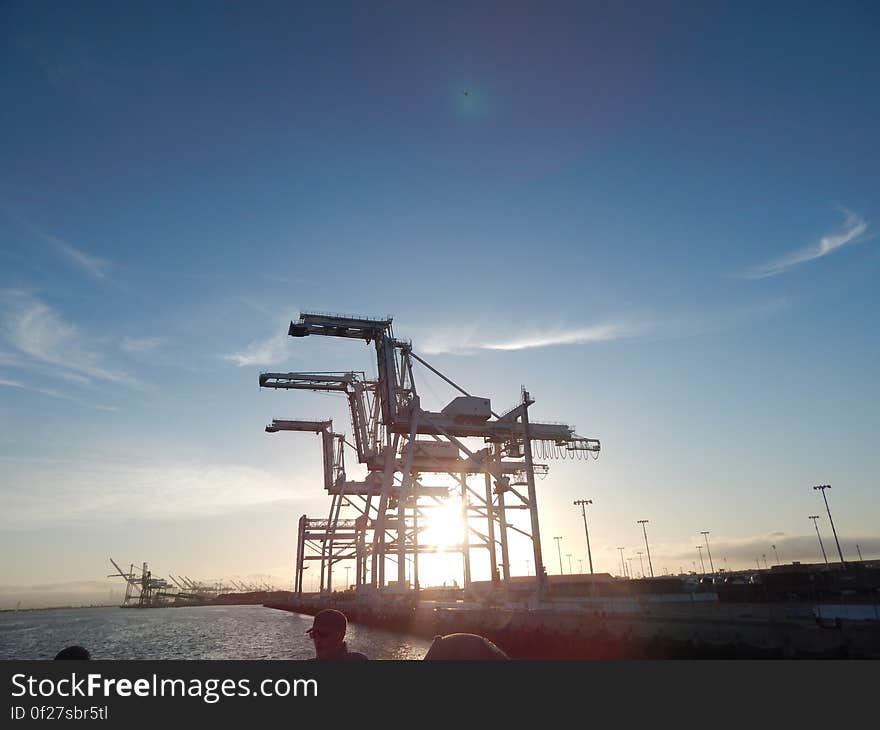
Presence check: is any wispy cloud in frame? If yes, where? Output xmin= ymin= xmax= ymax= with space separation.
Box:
xmin=416 ymin=299 xmax=792 ymax=356
xmin=2 ymin=457 xmax=306 ymax=529
xmin=420 ymin=320 xmax=640 ymax=355
xmin=0 ymin=350 xmax=23 ymax=367
xmin=220 ymin=303 xmax=300 ymax=366
xmin=44 ymin=231 xmax=112 ymax=279
xmin=55 ymin=370 xmax=94 ymax=386
xmin=221 ymin=330 xmax=291 ymax=367
xmin=0 ymin=376 xmax=117 ymax=411
xmin=744 ymin=208 xmax=869 ymax=279
xmin=1 ymin=207 xmax=112 ymax=279
xmin=0 ymin=291 xmax=138 ymax=388
xmin=482 ymin=323 xmax=635 ymax=351
xmin=120 ymin=336 xmax=162 ymax=353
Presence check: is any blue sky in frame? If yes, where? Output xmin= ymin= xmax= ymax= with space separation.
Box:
xmin=1 ymin=2 xmax=878 ymax=605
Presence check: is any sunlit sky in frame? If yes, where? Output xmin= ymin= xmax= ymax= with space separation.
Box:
xmin=2 ymin=2 xmax=878 ymax=607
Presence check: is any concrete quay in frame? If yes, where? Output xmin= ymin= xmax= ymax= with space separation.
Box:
xmin=265 ymin=592 xmax=880 ymax=659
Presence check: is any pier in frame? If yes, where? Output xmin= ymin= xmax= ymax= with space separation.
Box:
xmin=266 ymin=566 xmax=880 ymax=659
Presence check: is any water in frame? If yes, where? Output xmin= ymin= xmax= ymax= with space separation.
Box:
xmin=0 ymin=605 xmax=431 ymax=660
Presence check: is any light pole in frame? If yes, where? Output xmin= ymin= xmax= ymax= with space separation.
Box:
xmin=627 ymin=557 xmax=634 ymax=579
xmin=617 ymin=547 xmax=626 ymax=577
xmin=637 ymin=519 xmax=654 ymax=577
xmin=762 ymin=554 xmax=768 ymax=570
xmin=771 ymin=544 xmax=780 ymax=566
xmin=696 ymin=545 xmax=706 ymax=574
xmin=813 ymin=485 xmax=845 ymax=566
xmin=554 ymin=536 xmax=564 ymax=575
xmin=701 ymin=531 xmax=715 ymax=573
xmin=566 ymin=554 xmax=573 ymax=574
xmin=636 ymin=550 xmax=645 ymax=578
xmin=809 ymin=515 xmax=828 ymax=564
xmin=578 ymin=559 xmax=584 ymax=573
xmin=345 ymin=566 xmax=351 ymax=589
xmin=573 ymin=499 xmax=594 ymax=574
xmin=857 ymin=545 xmax=863 ymax=562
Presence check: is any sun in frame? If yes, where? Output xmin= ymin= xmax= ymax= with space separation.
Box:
xmin=420 ymin=501 xmax=464 ymax=549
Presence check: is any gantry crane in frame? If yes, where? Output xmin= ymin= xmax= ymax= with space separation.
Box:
xmin=265 ymin=418 xmax=362 ymax=591
xmin=108 ymin=559 xmax=175 ymax=607
xmin=260 ymin=312 xmax=600 ymax=596
xmin=265 ymin=411 xmax=466 ymax=593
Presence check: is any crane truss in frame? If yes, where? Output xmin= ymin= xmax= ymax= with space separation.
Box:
xmin=260 ymin=312 xmax=600 ymax=596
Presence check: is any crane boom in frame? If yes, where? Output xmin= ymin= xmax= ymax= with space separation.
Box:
xmin=260 ymin=373 xmax=376 ymax=463
xmin=287 ymin=313 xmax=402 ymax=426
xmin=266 ymin=419 xmax=342 ymax=492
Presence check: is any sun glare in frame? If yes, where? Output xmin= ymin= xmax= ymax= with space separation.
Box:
xmin=420 ymin=502 xmax=464 ymax=549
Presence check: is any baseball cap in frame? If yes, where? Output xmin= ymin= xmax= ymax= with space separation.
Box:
xmin=305 ymin=609 xmax=347 ymax=637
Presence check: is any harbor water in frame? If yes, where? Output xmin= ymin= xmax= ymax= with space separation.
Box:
xmin=0 ymin=605 xmax=431 ymax=660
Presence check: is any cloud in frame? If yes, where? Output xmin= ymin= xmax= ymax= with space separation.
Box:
xmin=482 ymin=323 xmax=636 ymax=351
xmin=222 ymin=306 xmax=301 ymax=366
xmin=221 ymin=331 xmax=291 ymax=367
xmin=120 ymin=336 xmax=162 ymax=353
xmin=1 ymin=457 xmax=308 ymax=529
xmin=652 ymin=532 xmax=880 ymax=571
xmin=744 ymin=208 xmax=868 ymax=279
xmin=0 ymin=207 xmax=111 ymax=279
xmin=420 ymin=320 xmax=640 ymax=355
xmin=55 ymin=370 xmax=95 ymax=386
xmin=413 ymin=297 xmax=793 ymax=357
xmin=0 ymin=376 xmax=116 ymax=411
xmin=0 ymin=291 xmax=138 ymax=388
xmin=45 ymin=232 xmax=112 ymax=279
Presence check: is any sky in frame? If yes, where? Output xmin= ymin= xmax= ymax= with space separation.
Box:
xmin=1 ymin=1 xmax=878 ymax=607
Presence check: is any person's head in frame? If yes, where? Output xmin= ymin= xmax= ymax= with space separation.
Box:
xmin=423 ymin=633 xmax=509 ymax=660
xmin=306 ymin=609 xmax=347 ymax=658
xmin=54 ymin=645 xmax=90 ymax=660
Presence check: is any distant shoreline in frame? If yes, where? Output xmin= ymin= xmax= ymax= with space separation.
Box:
xmin=1 ymin=604 xmax=118 ymax=613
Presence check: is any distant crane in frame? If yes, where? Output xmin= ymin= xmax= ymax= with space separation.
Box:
xmin=168 ymin=575 xmax=189 ymax=591
xmin=108 ymin=559 xmax=174 ymax=608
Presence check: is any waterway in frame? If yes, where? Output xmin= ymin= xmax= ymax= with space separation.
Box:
xmin=0 ymin=605 xmax=430 ymax=660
